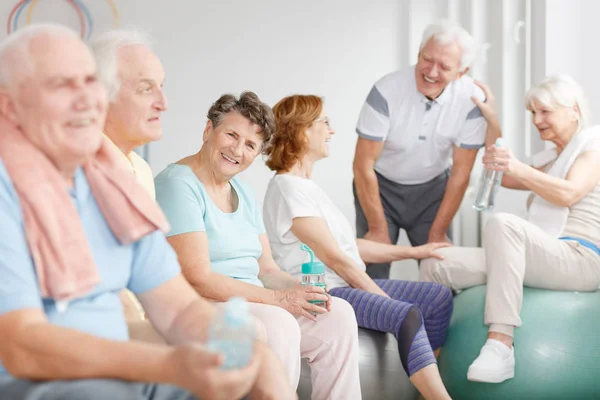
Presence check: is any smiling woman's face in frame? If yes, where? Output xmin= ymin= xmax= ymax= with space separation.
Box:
xmin=528 ymin=99 xmax=579 ymax=144
xmin=202 ymin=111 xmax=263 ymax=178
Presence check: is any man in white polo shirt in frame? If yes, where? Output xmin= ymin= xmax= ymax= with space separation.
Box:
xmin=353 ymin=20 xmax=488 ymax=279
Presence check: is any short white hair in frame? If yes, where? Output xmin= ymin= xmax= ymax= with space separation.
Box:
xmin=90 ymin=30 xmax=153 ymax=101
xmin=525 ymin=74 xmax=591 ymax=131
xmin=0 ymin=23 xmax=79 ymax=89
xmin=419 ymin=20 xmax=475 ymax=71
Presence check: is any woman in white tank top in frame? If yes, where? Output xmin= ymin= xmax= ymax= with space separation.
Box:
xmin=420 ymin=75 xmax=600 ymax=384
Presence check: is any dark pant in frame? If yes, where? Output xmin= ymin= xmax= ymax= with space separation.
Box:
xmin=354 ymin=169 xmax=451 ymax=279
xmin=0 ymin=377 xmax=197 ymax=400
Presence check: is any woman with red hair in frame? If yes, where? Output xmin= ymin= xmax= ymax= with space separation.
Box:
xmin=263 ymin=95 xmax=453 ymax=400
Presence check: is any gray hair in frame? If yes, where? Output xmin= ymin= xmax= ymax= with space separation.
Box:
xmin=89 ymin=30 xmax=153 ymax=101
xmin=419 ymin=20 xmax=476 ymax=71
xmin=525 ymin=74 xmax=591 ymax=131
xmin=207 ymin=91 xmax=275 ymax=150
xmin=0 ymin=23 xmax=79 ymax=89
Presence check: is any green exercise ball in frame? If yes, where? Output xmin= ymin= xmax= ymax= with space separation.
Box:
xmin=438 ymin=285 xmax=600 ymax=400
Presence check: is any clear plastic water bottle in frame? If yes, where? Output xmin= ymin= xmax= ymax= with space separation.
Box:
xmin=206 ymin=297 xmax=255 ymax=369
xmin=473 ymin=137 xmax=504 ymax=212
xmin=300 ymin=244 xmax=326 ymax=314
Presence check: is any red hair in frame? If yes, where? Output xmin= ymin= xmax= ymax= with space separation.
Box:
xmin=265 ymin=95 xmax=323 ymax=172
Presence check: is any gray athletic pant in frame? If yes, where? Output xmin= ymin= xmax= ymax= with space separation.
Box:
xmin=0 ymin=376 xmax=197 ymax=400
xmin=354 ymin=169 xmax=450 ymax=279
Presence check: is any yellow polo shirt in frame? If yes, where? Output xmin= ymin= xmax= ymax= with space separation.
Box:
xmin=105 ymin=135 xmax=155 ymax=322
xmin=126 ymin=150 xmax=156 ymax=200
xmin=105 ymin=135 xmax=156 ymax=199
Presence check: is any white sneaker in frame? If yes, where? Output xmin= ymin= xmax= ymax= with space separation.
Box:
xmin=467 ymin=339 xmax=515 ymax=383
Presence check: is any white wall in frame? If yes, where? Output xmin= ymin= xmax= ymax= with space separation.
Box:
xmin=130 ymin=0 xmax=404 ymax=224
xmin=0 ymin=0 xmax=403 ymax=223
xmin=1 ymin=0 xmax=597 ymax=274
xmin=544 ymin=0 xmax=599 ymax=125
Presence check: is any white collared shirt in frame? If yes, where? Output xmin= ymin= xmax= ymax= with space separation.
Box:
xmin=356 ymin=66 xmax=487 ymax=184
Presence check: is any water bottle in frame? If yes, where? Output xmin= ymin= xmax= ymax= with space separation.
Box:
xmin=206 ymin=297 xmax=255 ymax=369
xmin=300 ymin=244 xmax=327 ymax=314
xmin=473 ymin=137 xmax=504 ymax=211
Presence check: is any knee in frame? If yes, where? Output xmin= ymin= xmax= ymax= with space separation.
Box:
xmin=419 ymin=249 xmax=455 ymax=287
xmin=396 ymin=306 xmax=424 ymax=369
xmin=251 ymin=316 xmax=268 ymax=343
xmin=398 ymin=305 xmax=423 ymax=340
xmin=484 ymin=212 xmax=523 ymax=239
xmin=323 ymin=297 xmax=358 ymax=337
xmin=262 ymin=306 xmax=301 ymax=347
xmin=420 ymin=257 xmax=441 ymax=283
xmin=66 ymin=379 xmax=140 ymax=400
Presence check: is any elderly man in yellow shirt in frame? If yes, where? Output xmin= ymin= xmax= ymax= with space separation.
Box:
xmin=90 ymin=31 xmax=167 ymax=339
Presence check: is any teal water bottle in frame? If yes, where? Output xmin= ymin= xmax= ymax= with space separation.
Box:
xmin=300 ymin=244 xmax=327 ymax=314
xmin=206 ymin=297 xmax=255 ymax=369
xmin=473 ymin=137 xmax=504 ymax=212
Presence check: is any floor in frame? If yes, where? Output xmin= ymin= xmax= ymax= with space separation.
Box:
xmin=297 ymin=328 xmax=419 ymax=400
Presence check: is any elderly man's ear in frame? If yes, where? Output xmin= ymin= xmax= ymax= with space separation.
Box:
xmin=202 ymin=120 xmax=213 ymax=143
xmin=0 ymin=92 xmax=18 ymax=126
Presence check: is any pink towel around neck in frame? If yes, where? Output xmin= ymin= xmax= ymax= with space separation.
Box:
xmin=0 ymin=117 xmax=170 ymax=302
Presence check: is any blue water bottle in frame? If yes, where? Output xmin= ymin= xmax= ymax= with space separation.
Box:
xmin=473 ymin=137 xmax=504 ymax=211
xmin=206 ymin=297 xmax=255 ymax=369
xmin=300 ymin=244 xmax=327 ymax=314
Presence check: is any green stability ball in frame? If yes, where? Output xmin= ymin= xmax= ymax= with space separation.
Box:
xmin=438 ymin=285 xmax=600 ymax=400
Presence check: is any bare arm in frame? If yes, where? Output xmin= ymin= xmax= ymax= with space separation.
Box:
xmin=352 ymin=138 xmax=390 ymax=243
xmin=137 ymin=274 xmax=216 ymax=344
xmin=355 ymin=238 xmax=414 ymax=264
xmin=356 ymin=238 xmax=449 ymax=264
xmin=509 ymin=150 xmax=600 ymax=207
xmin=167 ymin=232 xmax=277 ymax=305
xmin=0 ymin=309 xmax=173 ymax=382
xmin=470 ymin=80 xmax=528 ymax=191
xmin=471 ymin=80 xmax=501 ymax=148
xmin=501 ymin=174 xmax=530 ymax=190
xmin=428 ymin=146 xmax=478 ymax=242
xmin=256 ymin=234 xmax=300 ymax=290
xmin=500 ymin=162 xmax=549 ymax=190
xmin=168 ymin=232 xmax=326 ymax=321
xmin=291 ymin=216 xmax=388 ymax=297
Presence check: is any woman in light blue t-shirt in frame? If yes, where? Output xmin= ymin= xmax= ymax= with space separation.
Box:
xmin=155 ymin=92 xmax=361 ymax=399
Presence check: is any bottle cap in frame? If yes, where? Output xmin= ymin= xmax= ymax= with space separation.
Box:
xmin=494 ymin=137 xmax=504 ymax=147
xmin=300 ymin=244 xmax=326 ymax=275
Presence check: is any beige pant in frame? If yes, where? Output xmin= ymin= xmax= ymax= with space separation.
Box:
xmin=248 ymin=297 xmax=361 ymax=400
xmin=420 ymin=213 xmax=600 ymax=331
xmin=119 ymin=289 xmax=168 ymax=344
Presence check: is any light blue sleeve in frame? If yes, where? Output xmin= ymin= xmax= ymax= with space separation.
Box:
xmin=128 ymin=230 xmax=181 ymax=294
xmin=155 ymin=175 xmax=206 ymax=237
xmin=0 ymin=161 xmax=43 ymax=314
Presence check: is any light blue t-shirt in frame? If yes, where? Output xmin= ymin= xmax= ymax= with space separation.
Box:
xmin=0 ymin=159 xmax=181 ymax=376
xmin=155 ymin=164 xmax=265 ymax=287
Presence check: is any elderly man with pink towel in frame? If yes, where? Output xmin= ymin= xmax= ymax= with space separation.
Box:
xmin=0 ymin=24 xmax=294 ymax=400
